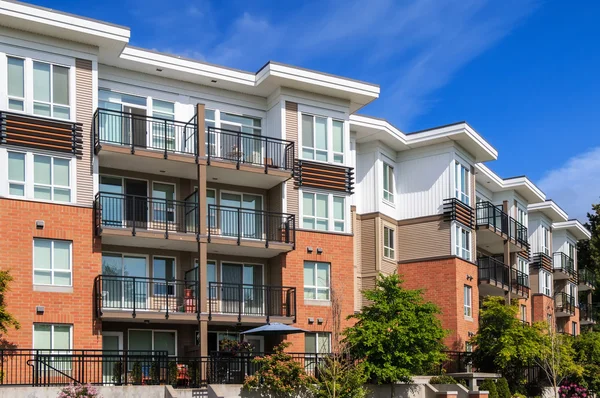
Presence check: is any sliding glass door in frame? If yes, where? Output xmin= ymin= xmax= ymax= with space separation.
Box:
xmin=221 ymin=263 xmax=263 ymax=315
xmin=220 ymin=193 xmax=263 ymax=239
xmin=102 ymin=254 xmax=148 ymax=310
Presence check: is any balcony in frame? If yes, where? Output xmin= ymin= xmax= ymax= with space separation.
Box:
xmin=530 ymin=252 xmax=553 ymax=271
xmin=206 ymin=127 xmax=294 ymax=189
xmin=94 ymin=192 xmax=199 ymax=251
xmin=207 ymin=204 xmax=295 ymax=257
xmin=554 ymin=292 xmax=576 ymax=317
xmin=95 ymin=275 xmax=199 ymax=322
xmin=579 ymin=303 xmax=596 ymax=325
xmin=208 ymin=282 xmax=296 ymax=324
xmin=578 ymin=268 xmax=595 ymax=291
xmin=476 ymin=201 xmax=529 ymax=253
xmin=93 ymin=109 xmax=198 ymax=179
xmin=477 ymin=256 xmax=529 ymax=298
xmin=443 ymin=198 xmax=475 ymax=229
xmin=553 ymin=252 xmax=576 ymax=281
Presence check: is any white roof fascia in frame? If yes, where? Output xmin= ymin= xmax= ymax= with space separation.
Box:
xmin=528 ymin=201 xmax=569 ymax=222
xmin=553 ymin=220 xmax=591 ymax=241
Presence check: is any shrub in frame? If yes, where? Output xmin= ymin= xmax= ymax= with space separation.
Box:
xmin=479 ymin=379 xmax=498 ymax=398
xmin=511 ymin=394 xmax=526 ymax=398
xmin=130 ymin=361 xmax=142 ymax=384
xmin=559 ymin=381 xmax=589 ymax=398
xmin=496 ymin=377 xmax=511 ymax=398
xmin=429 ymin=375 xmax=458 ymax=384
xmin=314 ymin=354 xmax=367 ymax=398
xmin=168 ymin=361 xmax=178 ymax=386
xmin=57 ymin=383 xmax=101 ymax=398
xmin=111 ymin=361 xmax=123 ymax=385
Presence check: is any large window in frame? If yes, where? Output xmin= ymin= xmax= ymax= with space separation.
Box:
xmin=151 ymin=100 xmax=175 ymax=150
xmin=305 ymin=332 xmax=331 ymax=354
xmin=301 ymin=113 xmax=344 ymax=164
xmin=32 ymin=62 xmax=70 ymax=119
xmin=33 ymin=239 xmax=72 ymax=286
xmin=567 ymin=242 xmax=575 ymax=261
xmin=153 ymin=257 xmax=175 ymax=296
xmin=383 ymin=227 xmax=395 ymax=260
xmin=302 ymin=192 xmax=345 ymax=232
xmin=5 ymin=151 xmax=73 ymax=202
xmin=541 ymin=225 xmax=550 ymax=255
xmin=455 ymin=161 xmax=470 ymax=205
xmin=464 ymin=285 xmax=472 ymax=318
xmin=540 ymin=270 xmax=552 ymax=296
xmin=34 ymin=324 xmax=71 ymax=352
xmin=304 ymin=262 xmax=330 ymax=301
xmin=383 ymin=162 xmax=394 ymax=203
xmin=128 ymin=330 xmax=176 ymax=358
xmin=517 ymin=204 xmax=527 ymax=227
xmin=455 ymin=224 xmax=471 ymax=261
xmin=7 ymin=56 xmax=25 ymax=111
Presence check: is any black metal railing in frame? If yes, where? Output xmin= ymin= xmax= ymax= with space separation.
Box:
xmin=95 ymin=275 xmax=199 ymax=318
xmin=476 ymin=201 xmax=528 ymax=246
xmin=207 ymin=204 xmax=295 ymax=247
xmin=579 ymin=303 xmax=595 ymax=323
xmin=555 ymin=292 xmax=576 ymax=314
xmin=93 ymin=108 xmax=197 ymax=158
xmin=530 ymin=252 xmax=553 ymax=270
xmin=94 ymin=192 xmax=199 ymax=237
xmin=440 ymin=351 xmax=473 ymax=373
xmin=553 ymin=252 xmax=576 ymax=278
xmin=579 ymin=268 xmax=595 ymax=288
xmin=208 ymin=282 xmax=296 ymax=323
xmin=206 ymin=126 xmax=294 ymax=172
xmin=443 ymin=198 xmax=474 ymax=228
xmin=478 ymin=256 xmax=510 ymax=288
xmin=511 ymin=267 xmax=530 ymax=296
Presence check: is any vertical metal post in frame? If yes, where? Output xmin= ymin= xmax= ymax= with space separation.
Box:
xmin=265 ymin=211 xmax=269 ymax=248
xmin=164 ymin=119 xmax=168 ymax=159
xmin=237 ymin=209 xmax=241 ymax=245
xmin=132 ymin=277 xmax=137 ymax=318
xmin=132 ymin=196 xmax=136 ymax=236
xmin=264 ymin=139 xmax=268 ymax=174
xmin=238 ymin=284 xmax=243 ymax=322
xmin=265 ymin=285 xmax=271 ymax=323
xmin=165 ymin=279 xmax=169 ymax=319
xmin=237 ymin=132 xmax=241 ymax=169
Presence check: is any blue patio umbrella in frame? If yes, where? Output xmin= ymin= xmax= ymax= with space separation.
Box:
xmin=240 ymin=322 xmax=308 ymax=335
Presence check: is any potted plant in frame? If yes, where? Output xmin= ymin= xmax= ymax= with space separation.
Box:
xmin=150 ymin=360 xmax=160 ymax=385
xmin=131 ymin=361 xmax=142 ymax=385
xmin=112 ymin=361 xmax=123 ymax=385
xmin=168 ymin=361 xmax=178 ymax=387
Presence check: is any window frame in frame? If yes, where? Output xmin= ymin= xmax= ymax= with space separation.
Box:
xmin=383 ymin=226 xmax=395 ymax=260
xmin=33 ymin=154 xmax=72 ymax=202
xmin=454 ymin=160 xmax=470 ymax=205
xmin=540 ymin=270 xmax=552 ymax=296
xmin=300 ymin=111 xmax=346 ymax=165
xmin=300 ymin=190 xmax=347 ymax=233
xmin=520 ymin=304 xmax=527 ymax=323
xmin=572 ymin=321 xmax=577 ymax=336
xmin=33 ymin=238 xmax=73 ymax=287
xmin=541 ymin=224 xmax=550 ymax=256
xmin=7 ymin=150 xmax=26 ymax=197
xmin=454 ymin=223 xmax=472 ymax=261
xmin=33 ymin=323 xmax=73 ymax=352
xmin=7 ymin=56 xmax=25 ymax=112
xmin=303 ymin=261 xmax=331 ymax=301
xmin=305 ymin=332 xmax=331 ymax=354
xmin=203 ymin=108 xmax=263 ymax=158
xmin=382 ymin=162 xmax=394 ymax=204
xmin=463 ymin=285 xmax=472 ymax=318
xmin=152 ymin=255 xmax=177 ymax=297
xmin=127 ymin=329 xmax=178 ymax=358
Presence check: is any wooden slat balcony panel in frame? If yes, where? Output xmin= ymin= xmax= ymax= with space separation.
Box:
xmin=294 ymin=159 xmax=354 ymax=193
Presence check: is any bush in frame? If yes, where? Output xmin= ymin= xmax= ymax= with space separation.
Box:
xmin=168 ymin=361 xmax=178 ymax=386
xmin=496 ymin=377 xmax=511 ymax=398
xmin=111 ymin=361 xmax=123 ymax=385
xmin=511 ymin=394 xmax=526 ymax=398
xmin=314 ymin=354 xmax=367 ymax=398
xmin=130 ymin=361 xmax=142 ymax=385
xmin=559 ymin=381 xmax=589 ymax=398
xmin=57 ymin=383 xmax=101 ymax=398
xmin=429 ymin=375 xmax=458 ymax=384
xmin=479 ymin=379 xmax=498 ymax=398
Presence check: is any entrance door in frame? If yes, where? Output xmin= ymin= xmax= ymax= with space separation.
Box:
xmin=221 ymin=263 xmax=263 ymax=315
xmin=220 ymin=193 xmax=263 ymax=239
xmin=102 ymin=332 xmax=123 ymax=384
xmin=102 ymin=254 xmax=148 ymax=310
xmin=124 ymin=179 xmax=148 ymax=228
xmin=99 ymin=176 xmax=124 ymax=227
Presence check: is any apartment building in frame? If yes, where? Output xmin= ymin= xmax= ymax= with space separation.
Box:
xmin=0 ymin=0 xmax=594 ymax=374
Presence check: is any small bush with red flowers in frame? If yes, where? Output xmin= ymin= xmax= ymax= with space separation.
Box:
xmin=558 ymin=381 xmax=589 ymax=398
xmin=57 ymin=383 xmax=101 ymax=398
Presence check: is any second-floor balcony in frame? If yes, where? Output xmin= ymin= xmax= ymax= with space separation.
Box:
xmin=579 ymin=303 xmax=596 ymax=325
xmin=207 ymin=204 xmax=295 ymax=257
xmin=555 ymin=292 xmax=576 ymax=317
xmin=476 ymin=201 xmax=528 ymax=253
xmin=530 ymin=252 xmax=553 ymax=271
xmin=578 ymin=268 xmax=595 ymax=291
xmin=553 ymin=252 xmax=576 ymax=281
xmin=206 ymin=127 xmax=295 ymax=189
xmin=477 ymin=256 xmax=529 ymax=298
xmin=94 ymin=192 xmax=199 ymax=251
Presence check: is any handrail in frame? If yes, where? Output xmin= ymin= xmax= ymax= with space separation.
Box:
xmin=475 ymin=201 xmax=528 ymax=246
xmin=555 ymin=292 xmax=576 ymax=313
xmin=553 ymin=252 xmax=576 ymax=277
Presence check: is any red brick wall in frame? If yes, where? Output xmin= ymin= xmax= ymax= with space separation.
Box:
xmin=275 ymin=230 xmax=355 ymax=352
xmin=531 ymin=294 xmax=554 ymax=324
xmin=0 ymin=199 xmax=101 ymax=349
xmin=398 ymin=257 xmax=479 ymax=350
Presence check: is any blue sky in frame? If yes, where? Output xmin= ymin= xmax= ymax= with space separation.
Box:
xmin=30 ymin=0 xmax=600 ymax=219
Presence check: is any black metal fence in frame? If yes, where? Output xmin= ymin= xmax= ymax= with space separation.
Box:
xmin=207 ymin=204 xmax=295 ymax=246
xmin=440 ymin=351 xmax=473 ymax=373
xmin=95 ymin=275 xmax=199 ymax=318
xmin=93 ymin=108 xmax=198 ymax=157
xmin=476 ymin=201 xmax=528 ymax=246
xmin=208 ymin=282 xmax=296 ymax=322
xmin=478 ymin=256 xmax=510 ymax=288
xmin=555 ymin=292 xmax=576 ymax=314
xmin=206 ymin=126 xmax=295 ymax=171
xmin=579 ymin=268 xmax=595 ymax=288
xmin=553 ymin=252 xmax=576 ymax=278
xmin=95 ymin=192 xmax=199 ymax=236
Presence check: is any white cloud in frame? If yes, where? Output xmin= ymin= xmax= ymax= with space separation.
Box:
xmin=538 ymin=146 xmax=600 ymax=221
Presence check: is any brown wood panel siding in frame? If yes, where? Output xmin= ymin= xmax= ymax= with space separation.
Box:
xmin=397 ymin=218 xmax=451 ymax=261
xmin=294 ymin=160 xmax=354 ymax=193
xmin=268 ymin=184 xmax=283 ymax=214
xmin=360 ymin=276 xmax=376 ymax=308
xmin=360 ymin=218 xmax=377 ymax=274
xmin=76 ymin=59 xmax=94 ymax=206
xmin=380 ymin=219 xmax=397 ymax=275
xmin=285 ymin=102 xmax=299 ymax=227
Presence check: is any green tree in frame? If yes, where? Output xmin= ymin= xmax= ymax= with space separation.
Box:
xmin=479 ymin=380 xmax=498 ymax=398
xmin=471 ymin=297 xmax=542 ymax=391
xmin=0 ymin=270 xmax=19 ymax=348
xmin=572 ymin=331 xmax=600 ymax=391
xmin=343 ymin=273 xmax=447 ymax=385
xmin=496 ymin=377 xmax=511 ymax=398
xmin=579 ymin=203 xmax=600 ymax=308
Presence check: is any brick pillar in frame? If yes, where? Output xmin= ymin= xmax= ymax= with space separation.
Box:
xmin=437 ymin=392 xmax=458 ymax=398
xmin=470 ymin=391 xmax=489 ymax=398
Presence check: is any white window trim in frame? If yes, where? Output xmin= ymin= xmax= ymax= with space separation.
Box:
xmin=516 ymin=202 xmax=528 ymax=228
xmin=32 ymin=323 xmax=73 ymax=352
xmin=299 ymin=188 xmax=349 ymax=233
xmin=304 ymin=261 xmax=331 ymax=302
xmin=454 ymin=159 xmax=470 ymax=205
xmin=0 ymin=147 xmax=77 ymax=204
xmin=127 ymin=329 xmax=178 ymax=357
xmin=463 ymin=285 xmax=472 ymax=319
xmin=33 ymin=238 xmax=73 ymax=287
xmin=298 ymin=107 xmax=348 ymax=166
xmin=305 ymin=332 xmax=332 ymax=354
xmin=520 ymin=305 xmax=527 ymax=322
xmin=540 ymin=270 xmax=552 ymax=297
xmin=382 ymin=161 xmax=395 ymax=205
xmin=452 ymin=222 xmax=472 ymax=261
xmin=152 ymin=255 xmax=177 ymax=297
xmin=517 ymin=256 xmax=529 ymax=277
xmin=383 ymin=226 xmax=395 ymax=260
xmin=540 ymin=223 xmax=550 ymax=256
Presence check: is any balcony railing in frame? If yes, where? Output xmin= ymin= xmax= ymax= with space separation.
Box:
xmin=206 ymin=126 xmax=295 ymax=172
xmin=511 ymin=267 xmax=530 ymax=296
xmin=207 ymin=204 xmax=295 ymax=247
xmin=530 ymin=252 xmax=553 ymax=270
xmin=208 ymin=282 xmax=296 ymax=322
xmin=95 ymin=275 xmax=199 ymax=319
xmin=93 ymin=108 xmax=198 ymax=157
xmin=579 ymin=268 xmax=595 ymax=288
xmin=478 ymin=256 xmax=510 ymax=288
xmin=553 ymin=252 xmax=576 ymax=278
xmin=94 ymin=192 xmax=199 ymax=237
xmin=579 ymin=303 xmax=595 ymax=323
xmin=555 ymin=292 xmax=576 ymax=315
xmin=476 ymin=201 xmax=528 ymax=246
xmin=443 ymin=198 xmax=474 ymax=229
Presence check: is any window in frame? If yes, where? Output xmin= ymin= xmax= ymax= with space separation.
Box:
xmin=567 ymin=242 xmax=575 ymax=261
xmin=455 ymin=225 xmax=471 ymax=261
xmin=207 ymin=260 xmax=217 ymax=299
xmin=301 ymin=113 xmax=345 ymax=164
xmin=128 ymin=330 xmax=176 ymax=358
xmin=304 ymin=262 xmax=330 ymax=300
xmin=567 ymin=283 xmax=577 ymax=302
xmin=540 ymin=270 xmax=552 ymax=296
xmin=521 ymin=305 xmax=527 ymax=323
xmin=572 ymin=321 xmax=577 ymax=336
xmin=464 ymin=285 xmax=472 ymax=318
xmin=7 ymin=56 xmax=25 ymax=111
xmin=33 ymin=61 xmax=70 ymax=119
xmin=517 ymin=256 xmax=529 ymax=287
xmin=547 ymin=314 xmax=553 ymax=326
xmin=8 ymin=151 xmax=25 ymax=196
xmin=517 ymin=204 xmax=527 ymax=227
xmin=34 ymin=324 xmax=72 ymax=371
xmin=153 ymin=257 xmax=175 ymax=296
xmin=383 ymin=227 xmax=395 ymax=260
xmin=455 ymin=161 xmax=470 ymax=204
xmin=383 ymin=163 xmax=394 ymax=203
xmin=34 ymin=155 xmax=71 ymax=201
xmin=152 ymin=99 xmax=175 ymax=150
xmin=302 ymin=192 xmax=346 ymax=232
xmin=541 ymin=225 xmax=550 ymax=255
xmin=33 ymin=239 xmax=72 ymax=286
xmin=305 ymin=332 xmax=331 ymax=354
